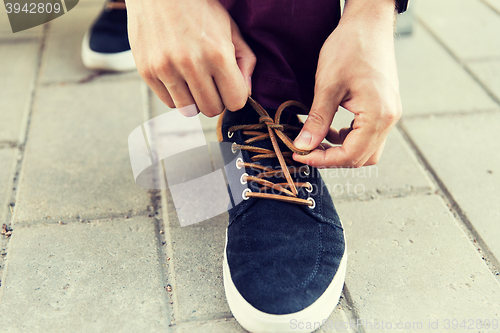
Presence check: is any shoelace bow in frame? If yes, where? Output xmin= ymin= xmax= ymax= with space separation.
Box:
xmin=228 ymin=97 xmax=315 ymax=206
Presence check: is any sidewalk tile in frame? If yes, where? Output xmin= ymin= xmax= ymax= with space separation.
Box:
xmin=0 ymin=217 xmax=170 ymax=332
xmin=467 ymin=59 xmax=500 ymax=101
xmin=316 ymin=304 xmax=355 ymax=333
xmin=337 ymin=195 xmax=500 ymax=331
xmin=0 ymin=41 xmax=40 ymax=143
xmin=13 ymin=80 xmax=150 ymax=223
xmin=167 ymin=215 xmax=230 ymax=322
xmin=395 ymin=24 xmax=498 ymax=116
xmin=483 ymin=0 xmax=500 ymax=13
xmin=40 ymin=5 xmax=140 ymax=84
xmin=0 ymin=149 xmax=16 ymax=223
xmin=172 ymin=320 xmax=245 ymax=333
xmin=416 ymin=0 xmax=500 ymax=60
xmin=404 ymin=112 xmax=500 ymax=261
xmin=321 ymin=108 xmax=434 ymax=201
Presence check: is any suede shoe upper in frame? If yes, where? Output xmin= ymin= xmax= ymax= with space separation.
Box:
xmin=221 ymin=99 xmax=346 ymax=315
xmin=89 ymin=0 xmax=130 ymax=54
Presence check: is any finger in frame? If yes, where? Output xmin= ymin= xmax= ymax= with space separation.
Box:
xmin=162 ymin=78 xmax=198 ymax=117
xmin=144 ymin=76 xmax=176 ymax=109
xmin=231 ymin=19 xmax=256 ymax=95
xmin=186 ymin=76 xmax=225 ymax=117
xmin=212 ymin=40 xmax=251 ymax=112
xmin=325 ymin=126 xmax=353 ymax=145
xmin=293 ymin=83 xmax=345 ymax=151
xmin=364 ymin=138 xmax=386 ymax=166
xmin=293 ymin=115 xmax=382 ymax=168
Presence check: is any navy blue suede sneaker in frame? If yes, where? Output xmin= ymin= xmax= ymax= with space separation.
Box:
xmin=81 ymin=0 xmax=136 ymax=71
xmin=218 ymin=98 xmax=347 ymax=333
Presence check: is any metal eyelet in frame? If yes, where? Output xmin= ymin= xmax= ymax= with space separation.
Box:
xmin=307 ymin=197 xmax=316 ymax=209
xmin=236 ymin=157 xmax=243 ymax=169
xmin=305 ymin=182 xmax=313 ymax=193
xmin=240 ymin=173 xmax=248 ymax=185
xmin=302 ymin=165 xmax=310 ymax=176
xmin=242 ymin=188 xmax=252 ymax=200
xmin=228 ymin=131 xmax=234 ymax=138
xmin=231 ymin=142 xmax=238 ymax=154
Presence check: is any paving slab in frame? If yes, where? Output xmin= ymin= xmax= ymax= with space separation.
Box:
xmin=0 ymin=217 xmax=170 ymax=332
xmin=40 ymin=4 xmax=140 ymax=84
xmin=172 ymin=319 xmax=245 ymax=333
xmin=166 ymin=213 xmax=230 ymax=323
xmin=404 ymin=112 xmax=500 ymax=262
xmin=483 ymin=0 xmax=500 ymax=13
xmin=394 ymin=23 xmax=498 ymax=116
xmin=0 ymin=149 xmax=16 ymax=224
xmin=316 ymin=108 xmax=434 ymax=201
xmin=320 ymin=128 xmax=433 ymax=201
xmin=416 ymin=0 xmax=500 ymax=60
xmin=0 ymin=41 xmax=40 ymax=143
xmin=337 ymin=195 xmax=500 ymax=332
xmin=467 ymin=59 xmax=500 ymax=101
xmin=13 ymin=80 xmax=151 ymax=223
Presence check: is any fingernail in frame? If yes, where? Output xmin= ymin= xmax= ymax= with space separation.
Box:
xmin=178 ymin=104 xmax=199 ymax=117
xmin=294 ymin=130 xmax=312 ymax=149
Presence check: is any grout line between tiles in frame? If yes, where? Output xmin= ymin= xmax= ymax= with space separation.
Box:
xmin=6 ymin=23 xmax=49 ymax=225
xmin=479 ymin=0 xmax=500 ymax=15
xmin=398 ymin=122 xmax=500 ymax=283
xmin=416 ymin=17 xmax=500 ymax=108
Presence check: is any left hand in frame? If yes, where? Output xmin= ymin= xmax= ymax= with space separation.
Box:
xmin=293 ymin=0 xmax=402 ymax=168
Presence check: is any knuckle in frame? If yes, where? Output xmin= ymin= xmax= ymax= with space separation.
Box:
xmin=156 ymin=57 xmax=173 ymax=72
xmin=384 ymin=107 xmax=401 ymax=124
xmin=209 ymin=52 xmax=225 ymax=66
xmin=138 ymin=66 xmax=154 ymax=82
xmin=208 ymin=49 xmax=231 ymax=67
xmin=176 ymin=55 xmax=197 ymax=72
xmin=306 ymin=110 xmax=326 ymax=128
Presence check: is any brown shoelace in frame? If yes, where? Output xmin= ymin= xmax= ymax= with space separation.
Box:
xmin=228 ymin=97 xmax=314 ymax=206
xmin=106 ymin=0 xmax=126 ymax=10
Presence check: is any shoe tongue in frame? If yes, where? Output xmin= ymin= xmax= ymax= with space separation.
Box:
xmin=224 ymin=105 xmax=301 ymax=128
xmin=224 ymin=103 xmax=302 ymax=169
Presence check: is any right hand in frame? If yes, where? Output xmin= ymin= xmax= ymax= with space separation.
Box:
xmin=126 ymin=0 xmax=256 ymax=117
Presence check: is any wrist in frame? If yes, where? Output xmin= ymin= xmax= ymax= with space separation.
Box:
xmin=342 ymin=0 xmax=396 ymax=27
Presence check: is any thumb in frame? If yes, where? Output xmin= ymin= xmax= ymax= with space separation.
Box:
xmin=294 ymin=87 xmax=343 ymax=150
xmin=231 ymin=19 xmax=256 ymax=95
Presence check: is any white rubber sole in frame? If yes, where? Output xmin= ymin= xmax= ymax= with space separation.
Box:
xmin=81 ymin=32 xmax=136 ymax=72
xmin=223 ymin=226 xmax=347 ymax=333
